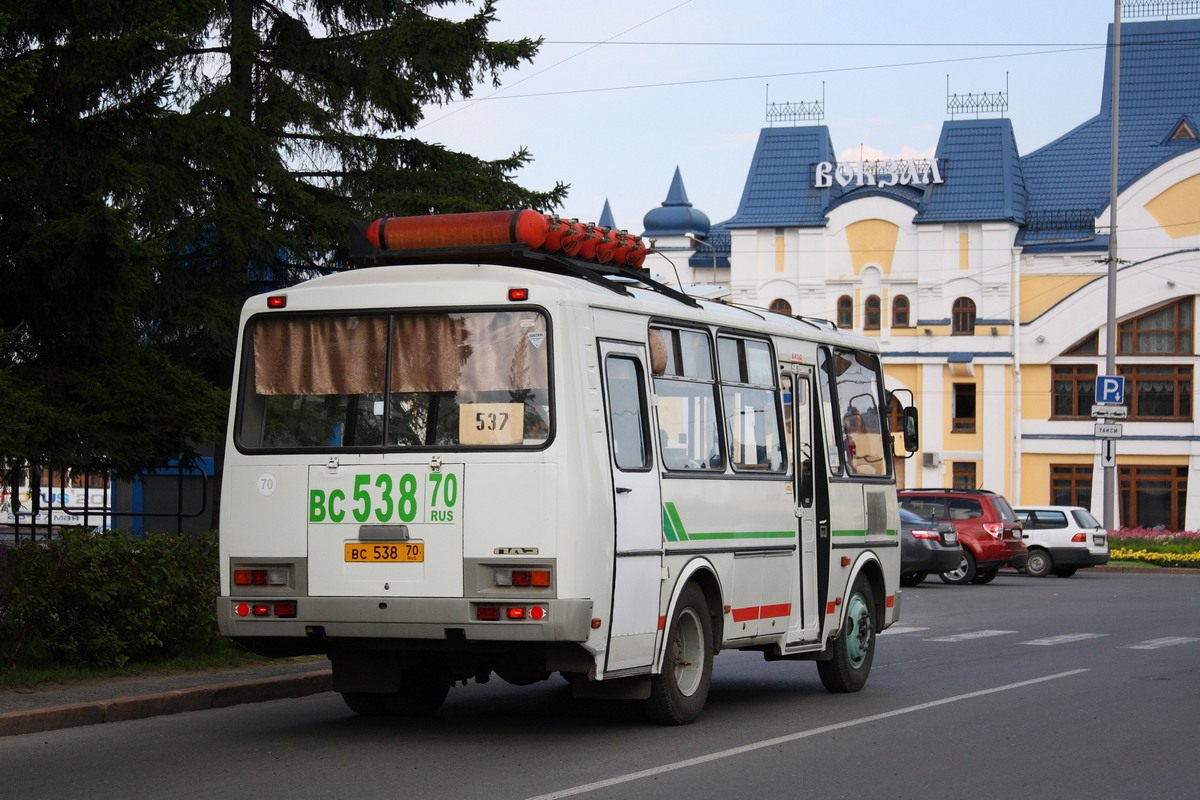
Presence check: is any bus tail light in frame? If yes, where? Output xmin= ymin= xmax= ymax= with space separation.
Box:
xmin=233 ymin=567 xmax=289 ymax=587
xmin=494 ymin=568 xmax=552 ymax=588
xmin=234 ymin=601 xmax=298 ymax=618
xmin=475 ymin=604 xmax=548 ymax=622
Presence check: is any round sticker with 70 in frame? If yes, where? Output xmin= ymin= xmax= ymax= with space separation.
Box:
xmin=309 ymin=471 xmax=459 ymax=524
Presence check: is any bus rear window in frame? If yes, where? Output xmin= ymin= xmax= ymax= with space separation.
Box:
xmin=236 ymin=310 xmax=551 ymax=450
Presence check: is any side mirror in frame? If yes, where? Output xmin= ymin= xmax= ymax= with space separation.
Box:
xmin=902 ymin=406 xmax=919 ymax=454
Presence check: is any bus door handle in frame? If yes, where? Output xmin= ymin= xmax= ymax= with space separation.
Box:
xmin=615 ymin=487 xmax=632 ymax=494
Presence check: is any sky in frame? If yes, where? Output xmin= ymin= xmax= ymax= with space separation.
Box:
xmin=418 ymin=0 xmax=1126 ymax=233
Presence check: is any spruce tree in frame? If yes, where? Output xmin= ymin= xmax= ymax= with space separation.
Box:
xmin=0 ymin=1 xmax=565 ymax=485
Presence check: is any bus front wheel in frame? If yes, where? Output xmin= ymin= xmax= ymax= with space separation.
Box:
xmin=644 ymin=583 xmax=713 ymax=725
xmin=817 ymin=576 xmax=876 ymax=693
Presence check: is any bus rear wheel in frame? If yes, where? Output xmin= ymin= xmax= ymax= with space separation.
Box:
xmin=817 ymin=576 xmax=875 ymax=693
xmin=341 ymin=668 xmax=450 ymax=718
xmin=644 ymin=583 xmax=713 ymax=725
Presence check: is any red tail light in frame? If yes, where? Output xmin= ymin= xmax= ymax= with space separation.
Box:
xmin=1072 ymin=533 xmax=1087 ymax=542
xmin=982 ymin=523 xmax=1004 ymax=538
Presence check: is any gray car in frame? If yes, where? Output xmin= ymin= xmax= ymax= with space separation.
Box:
xmin=899 ymin=507 xmax=962 ymax=586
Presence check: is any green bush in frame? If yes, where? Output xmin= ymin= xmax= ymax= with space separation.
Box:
xmin=0 ymin=528 xmax=224 ymax=670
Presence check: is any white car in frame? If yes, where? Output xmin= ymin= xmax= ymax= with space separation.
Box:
xmin=1012 ymin=505 xmax=1110 ymax=577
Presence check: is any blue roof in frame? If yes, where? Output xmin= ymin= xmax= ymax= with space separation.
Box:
xmin=724 ymin=126 xmax=840 ymax=228
xmin=642 ymin=167 xmax=711 ymax=237
xmin=914 ymin=118 xmax=1026 ymax=224
xmin=687 ymin=224 xmax=731 ymax=270
xmin=706 ymin=20 xmax=1199 ymax=245
xmin=1020 ymin=19 xmax=1200 ymax=245
xmin=598 ymin=199 xmax=616 ymax=229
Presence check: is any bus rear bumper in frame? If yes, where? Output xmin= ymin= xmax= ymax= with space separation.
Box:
xmin=217 ymin=596 xmax=595 ymax=644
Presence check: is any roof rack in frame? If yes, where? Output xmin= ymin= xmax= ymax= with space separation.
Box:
xmin=348 ymin=211 xmax=700 ymax=308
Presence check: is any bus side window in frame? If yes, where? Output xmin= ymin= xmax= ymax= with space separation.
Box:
xmin=649 ymin=325 xmax=722 ymax=472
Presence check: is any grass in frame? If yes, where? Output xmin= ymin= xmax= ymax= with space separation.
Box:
xmin=0 ymin=644 xmax=274 ymax=691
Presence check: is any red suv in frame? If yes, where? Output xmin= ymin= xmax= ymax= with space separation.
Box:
xmin=897 ymin=489 xmax=1028 ymax=585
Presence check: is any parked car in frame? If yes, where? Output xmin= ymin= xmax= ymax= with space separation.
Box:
xmin=1013 ymin=505 xmax=1110 ymax=577
xmin=897 ymin=488 xmax=1028 ymax=585
xmin=899 ymin=507 xmax=962 ymax=586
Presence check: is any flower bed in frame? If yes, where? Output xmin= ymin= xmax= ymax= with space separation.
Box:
xmin=1108 ymin=527 xmax=1200 ymax=568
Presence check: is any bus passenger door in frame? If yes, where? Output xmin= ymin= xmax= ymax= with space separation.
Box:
xmin=600 ymin=341 xmax=663 ymax=672
xmin=784 ymin=367 xmax=821 ymax=644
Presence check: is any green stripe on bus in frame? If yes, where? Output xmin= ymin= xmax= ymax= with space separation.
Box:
xmin=686 ymin=530 xmax=795 ymax=540
xmin=664 ymin=502 xmax=689 ymax=542
xmin=662 ymin=505 xmax=679 ymax=542
xmin=662 ymin=502 xmax=794 ymax=542
xmin=832 ymin=529 xmax=900 ymax=537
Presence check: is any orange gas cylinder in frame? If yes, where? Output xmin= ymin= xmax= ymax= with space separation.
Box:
xmin=595 ymin=227 xmax=622 ymax=264
xmin=576 ymin=223 xmax=602 ymax=261
xmin=558 ymin=220 xmax=586 ymax=257
xmin=366 ymin=209 xmax=548 ymax=252
xmin=625 ymin=237 xmax=648 ymax=268
xmin=543 ymin=215 xmax=572 ymax=252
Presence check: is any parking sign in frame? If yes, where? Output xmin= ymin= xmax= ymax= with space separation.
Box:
xmin=1096 ymin=375 xmax=1125 ymax=405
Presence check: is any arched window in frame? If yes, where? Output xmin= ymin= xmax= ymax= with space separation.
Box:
xmin=892 ymin=295 xmax=910 ymax=328
xmin=952 ymin=297 xmax=976 ymax=335
xmin=837 ymin=295 xmax=853 ymax=328
xmin=769 ymin=298 xmax=793 ymax=316
xmin=864 ymin=295 xmax=881 ymax=330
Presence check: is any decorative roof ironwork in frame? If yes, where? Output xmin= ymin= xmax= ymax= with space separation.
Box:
xmin=947 ymin=74 xmax=1009 ymax=119
xmin=1121 ymin=0 xmax=1200 ymax=19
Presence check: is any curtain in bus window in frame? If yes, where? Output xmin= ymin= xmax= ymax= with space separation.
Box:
xmin=390 ymin=312 xmax=548 ymax=392
xmin=253 ymin=316 xmax=388 ymax=395
xmin=389 ymin=311 xmax=550 ymax=447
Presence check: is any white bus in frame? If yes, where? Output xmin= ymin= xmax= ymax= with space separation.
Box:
xmin=218 ymin=210 xmax=918 ymax=724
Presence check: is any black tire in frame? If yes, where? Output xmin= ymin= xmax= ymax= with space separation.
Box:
xmin=342 ymin=692 xmax=389 ymax=716
xmin=971 ymin=568 xmax=999 ymax=584
xmin=1025 ymin=548 xmax=1053 ymax=578
xmin=817 ymin=575 xmax=876 ymax=693
xmin=900 ymin=571 xmax=927 ymax=587
xmin=1053 ymin=566 xmax=1078 ymax=578
xmin=940 ymin=549 xmax=977 ymax=585
xmin=381 ymin=669 xmax=451 ymax=717
xmin=644 ymin=583 xmax=713 ymax=725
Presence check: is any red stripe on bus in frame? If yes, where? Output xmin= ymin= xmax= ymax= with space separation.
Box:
xmin=658 ymin=615 xmax=666 ymax=631
xmin=731 ymin=603 xmax=792 ymax=623
xmin=826 ymin=601 xmax=837 ymax=615
xmin=886 ymin=595 xmax=895 ymax=608
xmin=759 ymin=603 xmax=792 ymax=619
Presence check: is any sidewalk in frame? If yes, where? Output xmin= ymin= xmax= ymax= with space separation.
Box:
xmin=0 ymin=658 xmax=332 ymax=738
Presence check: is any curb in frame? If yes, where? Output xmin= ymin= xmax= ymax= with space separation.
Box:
xmin=1092 ymin=565 xmax=1200 ymax=575
xmin=0 ymin=668 xmax=332 ymax=738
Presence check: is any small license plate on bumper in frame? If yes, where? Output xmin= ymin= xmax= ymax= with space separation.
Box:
xmin=344 ymin=542 xmax=424 ymax=563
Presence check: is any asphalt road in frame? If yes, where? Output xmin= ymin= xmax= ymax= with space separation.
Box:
xmin=3 ymin=570 xmax=1198 ymax=800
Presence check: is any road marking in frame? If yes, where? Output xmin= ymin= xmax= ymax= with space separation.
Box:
xmin=1123 ymin=637 xmax=1200 ymax=650
xmin=521 ymin=669 xmax=1090 ymax=800
xmin=879 ymin=625 xmax=929 ymax=635
xmin=1022 ymin=633 xmax=1109 ymax=646
xmin=925 ymin=629 xmax=1018 ymax=642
